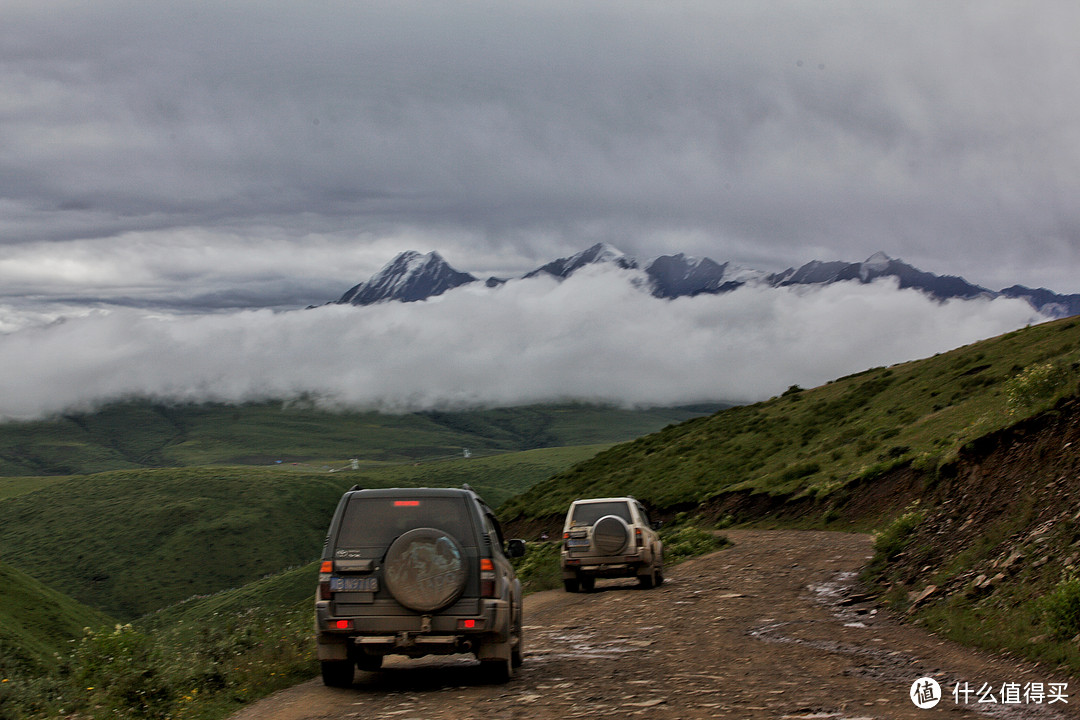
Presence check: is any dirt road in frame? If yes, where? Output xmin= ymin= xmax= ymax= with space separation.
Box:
xmin=231 ymin=530 xmax=1078 ymax=719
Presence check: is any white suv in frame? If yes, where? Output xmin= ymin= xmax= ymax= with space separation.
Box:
xmin=560 ymin=497 xmax=663 ymax=592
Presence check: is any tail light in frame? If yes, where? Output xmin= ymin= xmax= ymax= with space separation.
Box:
xmin=480 ymin=558 xmax=496 ymax=597
xmin=319 ymin=560 xmax=333 ymax=600
xmin=635 ymin=528 xmax=643 ymax=547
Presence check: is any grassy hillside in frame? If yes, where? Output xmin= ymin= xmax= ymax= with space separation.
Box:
xmin=342 ymin=443 xmax=607 ymax=507
xmin=502 ymin=317 xmax=1080 ymax=521
xmin=0 ymin=444 xmax=603 ymax=620
xmin=0 ymin=468 xmax=345 ymax=620
xmin=1 ymin=564 xmax=319 ymax=720
xmin=0 ymin=401 xmax=720 ymax=476
xmin=861 ymin=395 xmax=1080 ymax=673
xmin=0 ymin=560 xmax=113 ymax=673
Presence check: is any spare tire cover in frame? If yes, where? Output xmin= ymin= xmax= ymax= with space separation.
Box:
xmin=383 ymin=528 xmax=467 ymax=612
xmin=592 ymin=514 xmax=630 ymax=555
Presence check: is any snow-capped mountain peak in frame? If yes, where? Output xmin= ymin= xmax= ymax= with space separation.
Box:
xmin=524 ymin=242 xmax=639 ymax=280
xmin=336 ymin=250 xmax=477 ymax=305
xmin=326 ymin=246 xmax=1080 ymax=319
xmin=646 ymin=253 xmax=729 ymax=298
xmin=860 ymin=251 xmax=893 ymax=280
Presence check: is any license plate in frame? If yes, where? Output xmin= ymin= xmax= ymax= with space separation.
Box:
xmin=330 ymin=576 xmax=378 ymax=592
xmin=567 ymin=538 xmax=590 ymax=548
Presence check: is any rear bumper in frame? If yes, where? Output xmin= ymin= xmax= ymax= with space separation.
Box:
xmin=560 ymin=547 xmax=654 ymax=579
xmin=315 ymin=598 xmax=510 ymax=660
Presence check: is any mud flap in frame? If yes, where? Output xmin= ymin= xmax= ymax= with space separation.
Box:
xmin=476 ymin=638 xmax=512 ymax=662
xmin=484 ymin=600 xmax=511 ymax=643
xmin=317 ymin=636 xmax=349 ymax=661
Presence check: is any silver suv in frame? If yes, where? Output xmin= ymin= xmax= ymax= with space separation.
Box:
xmin=315 ymin=486 xmax=525 ymax=686
xmin=560 ymin=497 xmax=663 ymax=592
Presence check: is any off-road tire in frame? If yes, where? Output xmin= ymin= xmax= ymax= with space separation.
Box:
xmin=480 ymin=653 xmax=514 ymax=683
xmin=383 ymin=527 xmax=467 ymax=612
xmin=563 ymin=578 xmax=580 ymax=593
xmin=511 ymin=599 xmax=524 ymax=668
xmin=320 ymin=659 xmax=355 ymax=687
xmin=579 ymin=575 xmax=596 ymax=592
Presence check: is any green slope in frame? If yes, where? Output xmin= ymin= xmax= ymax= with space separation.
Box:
xmin=502 ymin=317 xmax=1080 ymax=520
xmin=0 ymin=468 xmax=346 ymax=620
xmin=0 ymin=559 xmax=112 ymax=672
xmin=141 ymin=562 xmax=319 ymax=632
xmin=0 ymin=401 xmax=721 ymax=476
xmin=0 ymin=445 xmax=604 ymax=620
xmin=344 ymin=443 xmax=608 ymax=507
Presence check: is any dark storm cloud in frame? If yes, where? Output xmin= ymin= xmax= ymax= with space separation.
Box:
xmin=2 ymin=1 xmax=1078 ymax=299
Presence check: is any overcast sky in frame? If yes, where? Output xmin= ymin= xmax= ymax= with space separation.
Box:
xmin=0 ymin=1 xmax=1074 ymax=417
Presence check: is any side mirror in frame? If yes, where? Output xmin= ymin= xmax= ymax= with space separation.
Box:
xmin=506 ymin=538 xmax=526 ymax=558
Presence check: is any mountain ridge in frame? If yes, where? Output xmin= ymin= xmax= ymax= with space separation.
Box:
xmin=331 ymin=244 xmax=1080 ymax=318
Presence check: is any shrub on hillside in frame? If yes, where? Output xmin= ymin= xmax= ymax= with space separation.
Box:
xmin=1005 ymin=361 xmax=1072 ymax=414
xmin=74 ymin=624 xmax=173 ymax=718
xmin=1 ymin=605 xmax=316 ymax=720
xmin=1044 ymin=578 xmax=1080 ymax=639
xmin=660 ymin=523 xmax=729 ymax=563
xmin=863 ymin=509 xmax=924 ymax=582
xmin=511 ymin=541 xmax=563 ymax=594
xmin=873 ymin=510 xmax=923 ymax=559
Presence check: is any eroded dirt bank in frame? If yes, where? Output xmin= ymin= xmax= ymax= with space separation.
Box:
xmin=231 ymin=530 xmax=1077 ymax=720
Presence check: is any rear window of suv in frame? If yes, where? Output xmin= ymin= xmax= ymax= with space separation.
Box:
xmin=334 ymin=496 xmax=477 ymax=549
xmin=569 ymin=501 xmax=633 ymax=526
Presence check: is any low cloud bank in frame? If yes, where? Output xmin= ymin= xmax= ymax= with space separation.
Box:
xmin=0 ymin=270 xmax=1046 ymax=420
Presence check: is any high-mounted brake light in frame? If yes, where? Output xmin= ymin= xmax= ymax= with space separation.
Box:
xmin=394 ymin=500 xmax=420 ymax=507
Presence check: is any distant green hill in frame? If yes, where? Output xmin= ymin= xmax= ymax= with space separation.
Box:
xmin=141 ymin=562 xmax=318 ymax=632
xmin=0 ymin=401 xmax=722 ymax=476
xmin=0 ymin=468 xmax=345 ymax=620
xmin=0 ymin=444 xmax=605 ymax=620
xmin=501 ymin=317 xmax=1080 ymax=521
xmin=0 ymin=559 xmax=112 ymax=673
